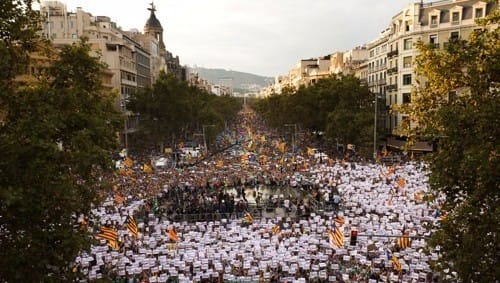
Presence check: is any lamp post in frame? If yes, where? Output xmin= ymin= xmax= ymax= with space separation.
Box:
xmin=373 ymin=90 xmax=379 ymax=161
xmin=202 ymin=124 xmax=215 ymax=154
xmin=284 ymin=124 xmax=297 ymax=153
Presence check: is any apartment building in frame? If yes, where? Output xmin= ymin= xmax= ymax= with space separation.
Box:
xmin=369 ymin=0 xmax=496 ymax=150
xmin=342 ymin=46 xmax=369 ymax=74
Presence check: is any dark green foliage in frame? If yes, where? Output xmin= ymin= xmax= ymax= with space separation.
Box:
xmin=253 ymin=74 xmax=376 ymax=150
xmin=0 ymin=36 xmax=123 ymax=281
xmin=127 ymin=72 xmax=241 ymax=151
xmin=408 ymin=9 xmax=500 ymax=282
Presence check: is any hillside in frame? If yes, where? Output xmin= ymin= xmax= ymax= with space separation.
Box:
xmin=190 ymin=67 xmax=274 ymax=94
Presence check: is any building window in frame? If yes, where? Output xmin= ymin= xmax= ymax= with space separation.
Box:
xmin=429 ymin=34 xmax=438 ymax=48
xmin=404 ymin=38 xmax=413 ymax=50
xmin=403 ymin=92 xmax=411 ymax=103
xmin=450 ymin=31 xmax=460 ymax=41
xmin=430 ymin=15 xmax=438 ymax=27
xmin=475 ymin=8 xmax=483 ymax=18
xmin=452 ymin=12 xmax=460 ymax=24
xmin=403 ymin=74 xmax=412 ymax=85
xmin=70 ymin=21 xmax=74 ymax=29
xmin=403 ymin=56 xmax=412 ymax=68
xmin=405 ymin=20 xmax=413 ymax=32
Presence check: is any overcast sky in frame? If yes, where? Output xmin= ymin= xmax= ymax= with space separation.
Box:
xmin=44 ymin=0 xmax=417 ymax=77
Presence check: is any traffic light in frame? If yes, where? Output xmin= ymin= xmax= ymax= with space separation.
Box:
xmin=350 ymin=229 xmax=358 ymax=246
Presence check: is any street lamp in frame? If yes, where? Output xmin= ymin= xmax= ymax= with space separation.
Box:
xmin=202 ymin=124 xmax=215 ymax=154
xmin=373 ymin=89 xmax=381 ymax=161
xmin=284 ymin=123 xmax=297 ymax=154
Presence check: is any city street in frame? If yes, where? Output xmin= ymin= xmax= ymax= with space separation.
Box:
xmin=82 ymin=106 xmax=440 ymax=282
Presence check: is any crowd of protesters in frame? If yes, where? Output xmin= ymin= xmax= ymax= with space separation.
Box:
xmin=76 ymin=106 xmax=443 ymax=282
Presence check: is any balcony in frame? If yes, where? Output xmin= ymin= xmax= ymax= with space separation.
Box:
xmin=386 ymin=84 xmax=398 ymax=92
xmin=387 ymin=49 xmax=399 ymax=58
xmin=387 ymin=67 xmax=398 ymax=75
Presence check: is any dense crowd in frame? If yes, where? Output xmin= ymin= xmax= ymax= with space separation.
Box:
xmin=77 ymin=107 xmax=442 ymax=282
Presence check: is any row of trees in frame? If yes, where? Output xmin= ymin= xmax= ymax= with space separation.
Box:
xmin=0 ymin=1 xmax=122 ymax=281
xmin=126 ymin=72 xmax=242 ymax=153
xmin=403 ymin=9 xmax=499 ymax=282
xmin=252 ymin=74 xmax=379 ymax=154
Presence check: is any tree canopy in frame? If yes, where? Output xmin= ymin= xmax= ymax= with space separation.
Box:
xmin=404 ymin=10 xmax=499 ymax=282
xmin=252 ymin=74 xmax=377 ymax=153
xmin=127 ymin=72 xmax=242 ymax=153
xmin=0 ymin=2 xmax=123 ymax=279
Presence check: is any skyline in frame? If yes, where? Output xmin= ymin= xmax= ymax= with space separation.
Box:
xmin=39 ymin=0 xmax=419 ymax=77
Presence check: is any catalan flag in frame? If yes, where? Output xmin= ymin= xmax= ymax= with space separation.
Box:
xmin=396 ymin=230 xmax=411 ymax=250
xmin=307 ymin=147 xmax=315 ymax=155
xmin=114 ymin=194 xmax=125 ymax=204
xmin=96 ymin=226 xmax=119 ymax=250
xmin=396 ymin=177 xmax=406 ymax=188
xmin=168 ymin=227 xmax=179 ymax=242
xmin=278 ymin=142 xmax=286 ymax=153
xmin=143 ymin=163 xmax=153 ymax=173
xmin=333 ymin=215 xmax=345 ymax=225
xmin=123 ymin=156 xmax=133 ymax=167
xmin=242 ymin=211 xmax=253 ymax=223
xmin=391 ymin=255 xmax=402 ymax=271
xmin=329 ymin=224 xmax=344 ymax=248
xmin=272 ymin=224 xmax=281 ymax=234
xmin=216 ymin=160 xmax=224 ymax=167
xmin=125 ymin=216 xmax=138 ymax=238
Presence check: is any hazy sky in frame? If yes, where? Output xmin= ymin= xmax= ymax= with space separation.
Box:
xmin=44 ymin=0 xmax=416 ymax=77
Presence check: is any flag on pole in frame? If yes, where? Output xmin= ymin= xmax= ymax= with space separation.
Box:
xmin=96 ymin=226 xmax=119 ymax=249
xmin=329 ymin=224 xmax=344 ymax=248
xmin=125 ymin=216 xmax=138 ymax=238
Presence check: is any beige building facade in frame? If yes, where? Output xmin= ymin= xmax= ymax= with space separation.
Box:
xmin=367 ymin=0 xmax=496 ymax=150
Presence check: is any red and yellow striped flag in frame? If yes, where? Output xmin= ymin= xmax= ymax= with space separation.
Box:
xmin=168 ymin=227 xmax=179 ymax=242
xmin=125 ymin=216 xmax=138 ymax=238
xmin=329 ymin=226 xmax=344 ymax=248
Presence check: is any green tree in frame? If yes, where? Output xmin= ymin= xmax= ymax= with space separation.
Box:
xmin=405 ymin=10 xmax=500 ymax=282
xmin=0 ymin=37 xmax=123 ymax=281
xmin=253 ymin=74 xmax=374 ymax=152
xmin=127 ymin=72 xmax=241 ymax=152
xmin=0 ymin=0 xmax=42 ymax=89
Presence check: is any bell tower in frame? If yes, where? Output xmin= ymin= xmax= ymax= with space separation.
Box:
xmin=144 ymin=2 xmax=165 ymax=50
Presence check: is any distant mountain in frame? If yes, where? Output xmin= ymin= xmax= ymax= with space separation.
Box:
xmin=190 ymin=67 xmax=274 ymax=94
